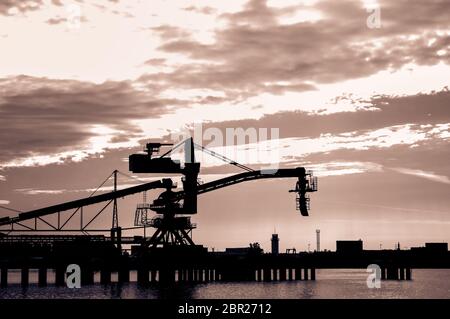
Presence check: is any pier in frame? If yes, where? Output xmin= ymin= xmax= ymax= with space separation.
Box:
xmin=1 ymin=236 xmax=448 ymax=287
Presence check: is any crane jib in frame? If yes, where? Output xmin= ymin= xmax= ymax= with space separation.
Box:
xmin=0 ymin=179 xmax=173 ymax=226
xmin=173 ymin=168 xmax=308 ymax=200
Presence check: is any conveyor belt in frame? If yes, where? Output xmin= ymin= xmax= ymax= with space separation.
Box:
xmin=0 ymin=178 xmax=173 ymax=226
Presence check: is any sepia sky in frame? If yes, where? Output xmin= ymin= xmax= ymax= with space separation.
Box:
xmin=0 ymin=0 xmax=450 ymax=252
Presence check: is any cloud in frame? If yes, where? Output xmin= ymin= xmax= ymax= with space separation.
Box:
xmin=140 ymin=0 xmax=450 ymax=101
xmin=188 ymin=89 xmax=450 ymax=142
xmin=277 ymin=123 xmax=448 ymax=162
xmin=143 ymin=58 xmax=167 ymax=66
xmin=305 ymin=161 xmax=383 ymax=177
xmin=183 ymin=6 xmax=217 ymax=15
xmin=390 ymin=167 xmax=450 ymax=185
xmin=45 ymin=16 xmax=67 ymax=24
xmin=0 ymin=75 xmax=182 ymax=167
xmin=166 ymin=122 xmax=448 ymax=172
xmin=0 ymin=0 xmax=43 ymax=15
xmin=14 ymin=188 xmax=65 ymax=195
xmin=46 ymin=15 xmax=89 ymax=25
xmin=0 ymin=200 xmax=9 ymax=205
xmin=0 ymin=175 xmax=5 ymax=181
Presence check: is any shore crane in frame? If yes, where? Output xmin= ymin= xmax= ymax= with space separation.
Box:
xmin=0 ymin=137 xmax=317 ymax=252
xmin=129 ymin=138 xmax=318 ymax=249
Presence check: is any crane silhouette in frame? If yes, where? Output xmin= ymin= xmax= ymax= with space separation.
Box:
xmin=129 ymin=138 xmax=318 ymax=249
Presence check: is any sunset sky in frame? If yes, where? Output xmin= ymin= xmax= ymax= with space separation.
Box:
xmin=0 ymin=0 xmax=449 ymax=252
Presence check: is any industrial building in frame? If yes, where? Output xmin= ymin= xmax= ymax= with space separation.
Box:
xmin=336 ymin=240 xmax=363 ymax=253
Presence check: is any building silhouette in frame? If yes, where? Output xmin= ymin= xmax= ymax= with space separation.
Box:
xmin=316 ymin=229 xmax=320 ymax=252
xmin=271 ymin=234 xmax=279 ymax=255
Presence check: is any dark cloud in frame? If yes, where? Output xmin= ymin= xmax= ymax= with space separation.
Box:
xmin=140 ymin=0 xmax=450 ymax=99
xmin=45 ymin=16 xmax=67 ymax=25
xmin=46 ymin=15 xmax=88 ymax=25
xmin=143 ymin=58 xmax=166 ymax=66
xmin=150 ymin=25 xmax=192 ymax=41
xmin=0 ymin=0 xmax=43 ymax=15
xmin=160 ymin=89 xmax=450 ymax=144
xmin=183 ymin=6 xmax=217 ymax=15
xmin=0 ymin=75 xmax=182 ymax=166
xmin=0 ymin=0 xmax=68 ymax=15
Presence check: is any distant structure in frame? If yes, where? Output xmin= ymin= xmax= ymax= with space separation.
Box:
xmin=225 ymin=247 xmax=250 ymax=255
xmin=316 ymin=229 xmax=320 ymax=252
xmin=271 ymin=234 xmax=279 ymax=255
xmin=410 ymin=242 xmax=448 ymax=254
xmin=336 ymin=240 xmax=363 ymax=253
xmin=425 ymin=242 xmax=448 ymax=252
xmin=224 ymin=243 xmax=263 ymax=256
xmin=286 ymin=248 xmax=297 ymax=254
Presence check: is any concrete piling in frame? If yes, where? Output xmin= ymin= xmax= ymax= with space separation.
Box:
xmin=118 ymin=268 xmax=129 ymax=283
xmin=137 ymin=267 xmax=149 ymax=285
xmin=100 ymin=268 xmax=111 ymax=284
xmin=311 ymin=268 xmax=316 ymax=280
xmin=381 ymin=267 xmax=386 ymax=280
xmin=406 ymin=268 xmax=412 ymax=280
xmin=81 ymin=267 xmax=94 ymax=285
xmin=150 ymin=269 xmax=157 ymax=283
xmin=1 ymin=267 xmax=8 ymax=288
xmin=295 ymin=268 xmax=302 ymax=280
xmin=279 ymin=268 xmax=286 ymax=281
xmin=263 ymin=268 xmax=271 ymax=281
xmin=387 ymin=267 xmax=399 ymax=280
xmin=21 ymin=267 xmax=29 ymax=287
xmin=288 ymin=268 xmax=293 ymax=281
xmin=55 ymin=266 xmax=65 ymax=286
xmin=38 ymin=267 xmax=47 ymax=287
xmin=399 ymin=268 xmax=405 ymax=280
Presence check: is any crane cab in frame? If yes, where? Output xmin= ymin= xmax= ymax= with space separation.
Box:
xmin=129 ymin=142 xmax=182 ymax=173
xmin=129 ymin=154 xmax=181 ymax=173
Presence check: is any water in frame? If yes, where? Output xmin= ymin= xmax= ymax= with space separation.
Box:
xmin=0 ymin=269 xmax=449 ymax=299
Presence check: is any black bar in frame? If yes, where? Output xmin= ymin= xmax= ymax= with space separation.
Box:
xmin=0 ymin=300 xmax=446 ymax=318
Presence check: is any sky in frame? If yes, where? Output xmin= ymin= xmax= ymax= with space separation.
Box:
xmin=0 ymin=0 xmax=449 ymax=252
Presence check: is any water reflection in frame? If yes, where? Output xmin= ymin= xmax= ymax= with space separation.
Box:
xmin=0 ymin=269 xmax=449 ymax=299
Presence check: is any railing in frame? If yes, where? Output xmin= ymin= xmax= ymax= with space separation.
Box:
xmin=0 ymin=235 xmax=106 ymax=243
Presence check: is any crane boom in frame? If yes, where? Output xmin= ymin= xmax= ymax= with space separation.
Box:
xmin=0 ymin=179 xmax=173 ymax=226
xmin=162 ymin=167 xmax=317 ymax=216
xmin=174 ymin=168 xmax=308 ymax=199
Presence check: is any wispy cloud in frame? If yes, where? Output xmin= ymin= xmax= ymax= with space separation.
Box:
xmin=305 ymin=161 xmax=383 ymax=177
xmin=390 ymin=167 xmax=450 ymax=185
xmin=15 ymin=188 xmax=66 ymax=195
xmin=190 ymin=123 xmax=448 ymax=168
xmin=321 ymin=200 xmax=450 ymax=215
xmin=325 ymin=218 xmax=450 ymax=225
